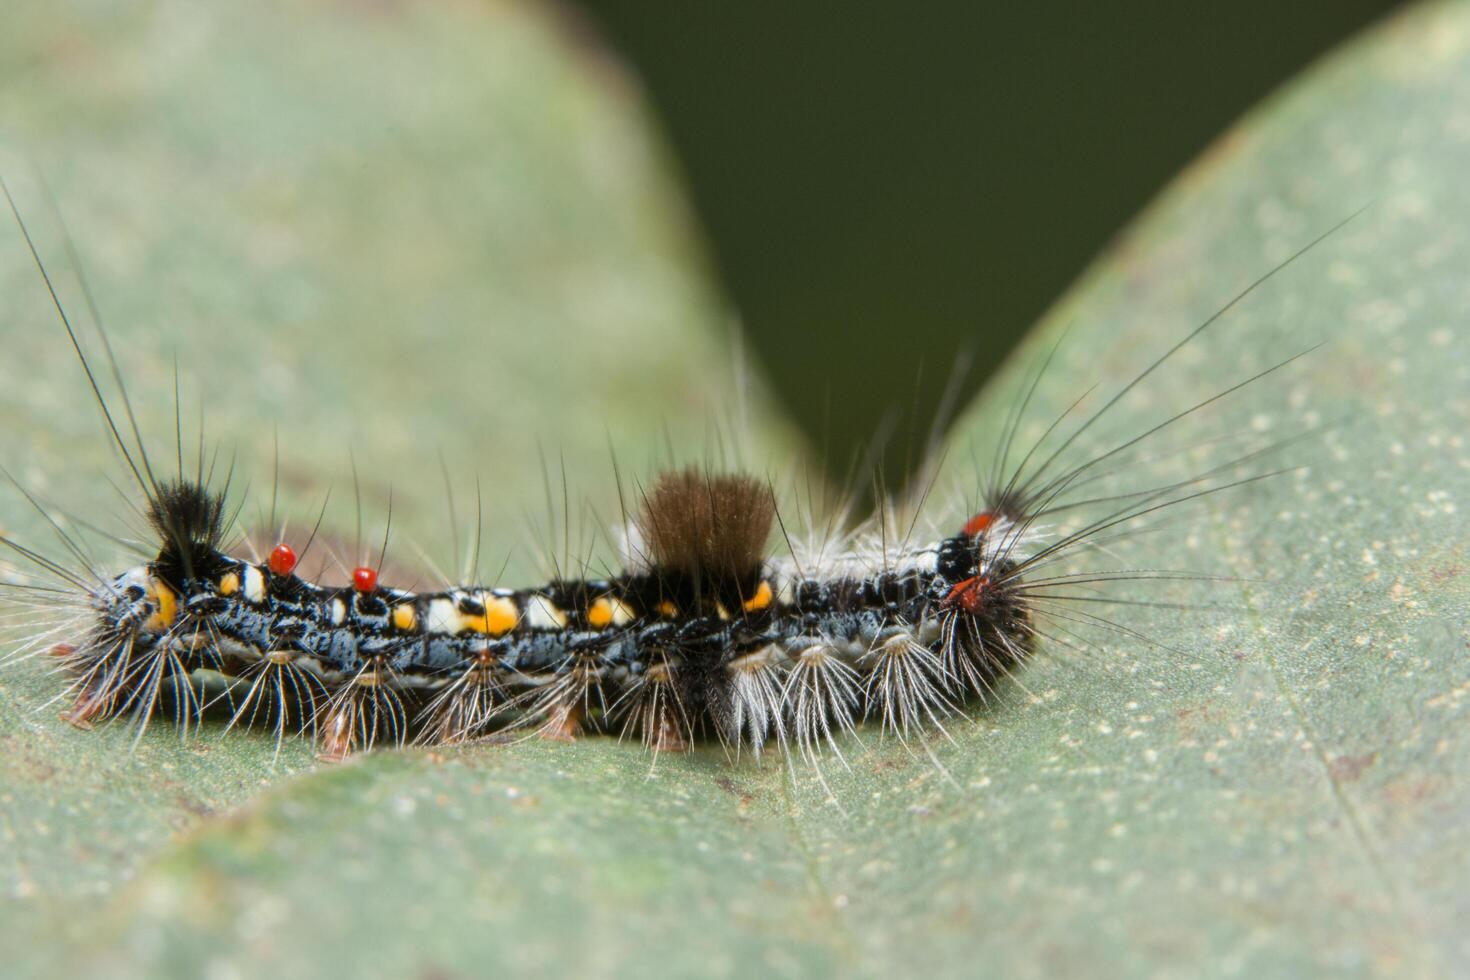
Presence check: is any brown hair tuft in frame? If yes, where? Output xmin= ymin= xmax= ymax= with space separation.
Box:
xmin=637 ymin=469 xmax=774 ymax=580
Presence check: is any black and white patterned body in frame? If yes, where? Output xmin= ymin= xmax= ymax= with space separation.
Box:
xmin=78 ymin=479 xmax=1035 ymax=759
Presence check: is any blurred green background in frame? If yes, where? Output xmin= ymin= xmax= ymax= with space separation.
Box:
xmin=582 ymin=1 xmax=1399 ymax=486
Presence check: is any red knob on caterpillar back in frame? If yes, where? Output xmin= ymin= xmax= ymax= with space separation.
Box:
xmin=352 ymin=566 xmax=378 ymax=592
xmin=268 ymin=543 xmax=298 ymax=576
xmin=946 ymin=575 xmax=991 ymax=615
xmin=962 ymin=511 xmax=994 ymax=537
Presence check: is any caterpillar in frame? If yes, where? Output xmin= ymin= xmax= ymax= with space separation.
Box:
xmin=0 ymin=180 xmax=1331 ymax=767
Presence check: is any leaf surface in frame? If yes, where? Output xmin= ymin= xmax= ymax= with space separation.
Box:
xmin=2 ymin=2 xmax=1468 ymax=978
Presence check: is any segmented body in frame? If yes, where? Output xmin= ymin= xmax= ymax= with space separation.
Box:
xmin=74 ymin=501 xmax=1032 ymax=759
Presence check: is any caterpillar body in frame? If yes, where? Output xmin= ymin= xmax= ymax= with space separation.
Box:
xmin=62 ymin=469 xmax=1028 ymax=763
xmin=0 ymin=183 xmax=1327 ymax=766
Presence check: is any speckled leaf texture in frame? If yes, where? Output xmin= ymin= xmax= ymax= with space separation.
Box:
xmin=1 ymin=2 xmax=1467 ymax=978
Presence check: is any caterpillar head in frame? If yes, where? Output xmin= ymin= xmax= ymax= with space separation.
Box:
xmin=933 ymin=510 xmax=1022 ymax=617
xmin=85 ymin=479 xmax=234 ymax=643
xmin=97 ymin=565 xmax=179 ymax=639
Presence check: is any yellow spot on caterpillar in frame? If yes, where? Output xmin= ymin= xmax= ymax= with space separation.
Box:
xmin=587 ymin=597 xmax=614 ymax=629
xmin=656 ymin=600 xmax=678 ymax=618
xmin=742 ymin=580 xmax=773 ymax=613
xmin=218 ymin=572 xmax=240 ymax=597
xmin=462 ymin=593 xmax=519 ymax=636
xmin=144 ymin=580 xmax=178 ymax=632
xmin=392 ymin=604 xmax=418 ymax=632
xmin=715 ymin=602 xmax=731 ymax=621
xmin=483 ymin=595 xmax=520 ymax=635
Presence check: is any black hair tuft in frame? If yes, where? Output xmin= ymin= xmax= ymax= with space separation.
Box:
xmin=146 ymin=479 xmax=228 ymax=581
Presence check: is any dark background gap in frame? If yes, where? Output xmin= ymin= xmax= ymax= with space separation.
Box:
xmin=579 ymin=1 xmax=1399 ymax=494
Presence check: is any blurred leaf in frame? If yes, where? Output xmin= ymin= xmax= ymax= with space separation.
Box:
xmin=0 ymin=0 xmax=792 ymax=973
xmin=2 ymin=1 xmax=1469 ymax=978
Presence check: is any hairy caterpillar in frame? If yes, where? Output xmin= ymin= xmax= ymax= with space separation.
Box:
xmin=0 ymin=181 xmax=1331 ymax=767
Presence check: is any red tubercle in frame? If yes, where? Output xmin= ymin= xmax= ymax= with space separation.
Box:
xmin=268 ymin=543 xmax=298 ymax=576
xmin=962 ymin=511 xmax=994 ymax=537
xmin=352 ymin=566 xmax=379 ymax=593
xmin=946 ymin=575 xmax=990 ymax=615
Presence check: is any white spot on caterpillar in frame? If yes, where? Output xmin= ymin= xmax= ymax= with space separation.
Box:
xmin=243 ymin=564 xmax=266 ymax=604
xmin=609 ymin=598 xmax=635 ymax=626
xmin=330 ymin=598 xmax=347 ymax=625
xmin=525 ymin=595 xmax=566 ymax=630
xmin=426 ymin=598 xmax=460 ymax=634
xmin=117 ymin=565 xmax=151 ymax=593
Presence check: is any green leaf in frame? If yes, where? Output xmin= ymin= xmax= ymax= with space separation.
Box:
xmin=0 ymin=0 xmax=791 ymax=972
xmin=3 ymin=2 xmax=1468 ymax=978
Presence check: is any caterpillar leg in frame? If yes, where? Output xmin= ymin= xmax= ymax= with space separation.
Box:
xmin=46 ymin=643 xmax=107 ymax=729
xmin=862 ymin=627 xmax=955 ymax=738
xmin=223 ymin=651 xmax=328 ymax=747
xmin=712 ymin=645 xmax=787 ymax=758
xmin=317 ymin=664 xmax=408 ymax=763
xmin=781 ymin=642 xmax=862 ymax=764
xmin=60 ymin=683 xmax=113 ymax=730
xmin=416 ymin=656 xmax=505 ymax=746
xmin=539 ymin=702 xmax=584 ymax=743
xmin=616 ymin=657 xmax=693 ymax=754
xmin=529 ymin=655 xmax=604 ymax=743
